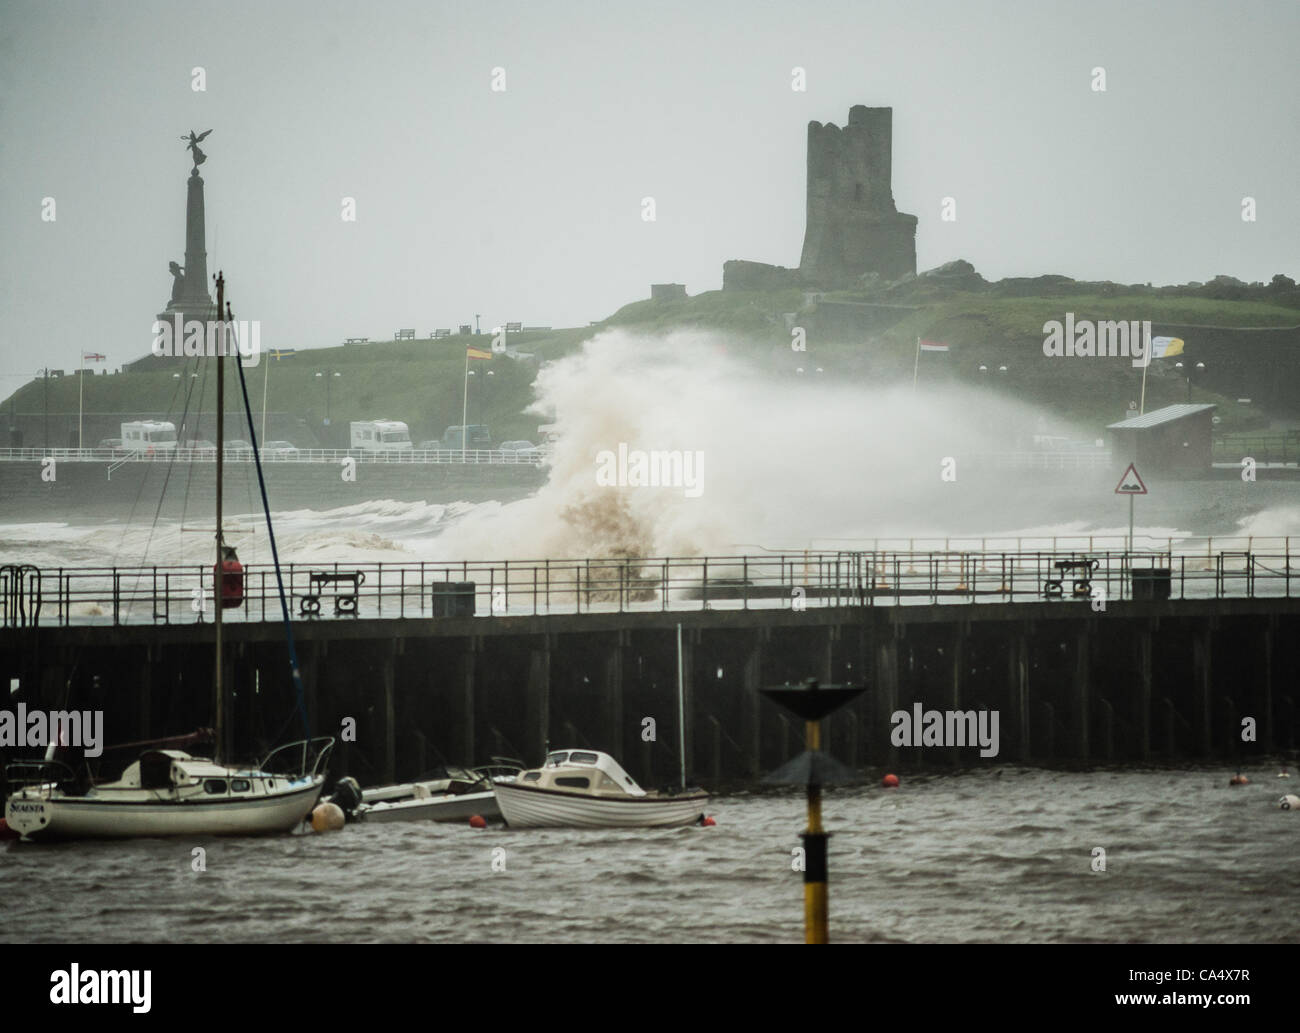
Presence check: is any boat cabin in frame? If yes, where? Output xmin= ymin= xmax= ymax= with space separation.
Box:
xmin=520 ymin=749 xmax=647 ymax=797
xmin=113 ymin=749 xmax=292 ymax=798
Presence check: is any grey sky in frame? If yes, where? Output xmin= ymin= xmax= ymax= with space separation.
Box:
xmin=1 ymin=0 xmax=1296 ymax=382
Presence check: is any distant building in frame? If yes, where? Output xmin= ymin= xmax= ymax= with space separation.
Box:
xmin=651 ymin=283 xmax=687 ymax=302
xmin=1105 ymin=404 xmax=1216 ymax=475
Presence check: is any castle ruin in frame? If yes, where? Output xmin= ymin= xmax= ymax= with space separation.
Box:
xmin=723 ymin=104 xmax=917 ymax=291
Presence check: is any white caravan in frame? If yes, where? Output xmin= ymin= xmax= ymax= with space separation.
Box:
xmin=350 ymin=420 xmax=412 ymax=451
xmin=119 ymin=421 xmax=178 ymax=453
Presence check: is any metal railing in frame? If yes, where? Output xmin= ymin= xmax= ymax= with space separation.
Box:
xmin=0 ymin=447 xmax=550 ymax=465
xmin=1213 ymin=431 xmax=1300 ymax=465
xmin=961 ymin=451 xmax=1113 ymax=470
xmin=2 ymin=543 xmax=1294 ymax=628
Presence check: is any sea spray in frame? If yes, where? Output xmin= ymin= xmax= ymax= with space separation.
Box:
xmin=430 ymin=328 xmax=1092 ymax=560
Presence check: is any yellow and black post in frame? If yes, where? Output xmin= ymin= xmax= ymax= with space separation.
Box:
xmin=802 ymin=718 xmax=829 ymax=943
xmin=760 ymin=678 xmax=864 ymax=944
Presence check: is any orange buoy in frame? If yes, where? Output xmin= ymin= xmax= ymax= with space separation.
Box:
xmin=310 ymin=801 xmax=345 ymax=831
xmin=468 ymin=814 xmax=487 ymax=828
xmin=701 ymin=815 xmax=716 ymax=827
xmin=1229 ymin=773 xmax=1249 ymax=786
xmin=882 ymin=773 xmax=900 ymax=788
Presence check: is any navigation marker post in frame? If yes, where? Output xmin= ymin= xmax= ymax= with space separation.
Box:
xmin=759 ymin=678 xmax=864 ymax=943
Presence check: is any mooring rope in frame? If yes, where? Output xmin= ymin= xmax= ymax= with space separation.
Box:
xmin=227 ymin=309 xmax=311 ymax=743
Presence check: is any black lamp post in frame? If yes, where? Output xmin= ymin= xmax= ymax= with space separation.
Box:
xmin=35 ymin=367 xmax=55 ymax=451
xmin=315 ymin=369 xmax=341 ymax=426
xmin=1174 ymin=360 xmax=1205 ymax=403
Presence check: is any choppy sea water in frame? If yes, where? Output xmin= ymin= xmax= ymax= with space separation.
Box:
xmin=4 ymin=767 xmax=1296 ymax=943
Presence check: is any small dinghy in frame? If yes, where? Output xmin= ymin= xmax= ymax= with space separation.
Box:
xmin=328 ymin=761 xmax=522 ymax=824
xmin=493 ymin=749 xmax=708 ymax=829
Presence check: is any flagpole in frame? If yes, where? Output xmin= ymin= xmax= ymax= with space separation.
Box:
xmin=1139 ymin=360 xmax=1149 ymax=416
xmin=78 ymin=352 xmax=84 ymax=450
xmin=461 ymin=349 xmax=469 ymax=463
xmin=912 ymin=336 xmax=921 ymax=394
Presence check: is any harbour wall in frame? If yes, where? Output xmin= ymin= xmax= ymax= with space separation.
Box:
xmin=2 ymin=600 xmax=1296 ymax=789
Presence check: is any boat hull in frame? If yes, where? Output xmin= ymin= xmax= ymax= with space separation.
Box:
xmin=494 ymin=782 xmax=708 ymax=829
xmin=359 ymin=789 xmax=500 ymax=823
xmin=4 ymin=779 xmax=325 ymax=841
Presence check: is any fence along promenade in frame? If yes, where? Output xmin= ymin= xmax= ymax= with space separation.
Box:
xmin=0 ymin=447 xmax=547 ymax=465
xmin=2 ymin=537 xmax=1296 ymax=628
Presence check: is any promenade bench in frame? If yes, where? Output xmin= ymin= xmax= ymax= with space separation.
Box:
xmin=1044 ymin=558 xmax=1099 ymax=599
xmin=300 ymin=570 xmax=366 ymax=617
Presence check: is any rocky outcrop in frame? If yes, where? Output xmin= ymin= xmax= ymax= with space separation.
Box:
xmin=722 ymin=260 xmax=801 ymax=292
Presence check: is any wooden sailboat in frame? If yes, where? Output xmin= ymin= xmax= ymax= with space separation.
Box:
xmin=5 ymin=274 xmax=333 ymax=841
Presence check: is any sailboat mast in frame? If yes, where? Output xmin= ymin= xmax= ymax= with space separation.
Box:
xmin=214 ymin=271 xmax=225 ymax=764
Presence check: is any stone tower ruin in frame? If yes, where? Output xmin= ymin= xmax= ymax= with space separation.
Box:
xmin=798 ymin=105 xmax=917 ymax=287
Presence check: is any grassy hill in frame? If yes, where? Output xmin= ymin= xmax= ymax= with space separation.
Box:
xmin=5 ymin=275 xmax=1297 ymax=446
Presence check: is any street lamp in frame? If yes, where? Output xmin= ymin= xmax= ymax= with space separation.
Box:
xmin=314 ymin=370 xmax=342 ymax=425
xmin=35 ymin=367 xmax=56 ymax=451
xmin=1174 ymin=360 xmax=1206 ymax=403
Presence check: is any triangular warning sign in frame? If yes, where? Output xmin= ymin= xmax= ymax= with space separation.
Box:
xmin=1114 ymin=462 xmax=1147 ymax=495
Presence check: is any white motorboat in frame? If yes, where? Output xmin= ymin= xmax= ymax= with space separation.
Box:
xmin=5 ymin=740 xmax=333 ymax=841
xmin=493 ymin=749 xmax=708 ymax=829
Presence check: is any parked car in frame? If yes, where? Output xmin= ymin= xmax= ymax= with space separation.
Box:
xmin=98 ymin=437 xmax=125 ymax=453
xmin=187 ymin=439 xmax=217 ymax=454
xmin=441 ymin=424 xmax=491 ymax=451
xmin=416 ymin=440 xmax=443 ymax=451
xmin=498 ymin=440 xmax=542 ymax=461
xmin=261 ymin=440 xmax=299 ymax=456
xmin=224 ymin=439 xmax=254 ymax=456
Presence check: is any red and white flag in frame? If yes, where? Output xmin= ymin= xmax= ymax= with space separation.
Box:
xmin=918 ymin=340 xmax=949 ymax=353
xmin=82 ymin=352 xmax=106 ymax=362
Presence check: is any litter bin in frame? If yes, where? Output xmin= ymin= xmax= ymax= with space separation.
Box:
xmin=431 ymin=581 xmax=476 ymax=617
xmin=1131 ymin=567 xmax=1171 ymax=601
